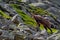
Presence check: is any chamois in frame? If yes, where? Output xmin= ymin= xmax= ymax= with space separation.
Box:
xmin=31 ymin=13 xmax=53 ymax=33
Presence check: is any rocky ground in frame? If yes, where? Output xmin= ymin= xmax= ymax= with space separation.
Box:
xmin=0 ymin=0 xmax=60 ymax=40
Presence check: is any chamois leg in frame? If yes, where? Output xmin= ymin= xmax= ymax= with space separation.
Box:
xmin=47 ymin=26 xmax=53 ymax=33
xmin=44 ymin=26 xmax=53 ymax=34
xmin=44 ymin=26 xmax=47 ymax=31
xmin=44 ymin=26 xmax=48 ymax=33
xmin=36 ymin=22 xmax=40 ymax=31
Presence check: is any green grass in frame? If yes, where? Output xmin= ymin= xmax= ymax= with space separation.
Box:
xmin=0 ymin=10 xmax=11 ymax=19
xmin=40 ymin=24 xmax=58 ymax=33
xmin=10 ymin=4 xmax=37 ymax=27
xmin=10 ymin=4 xmax=58 ymax=33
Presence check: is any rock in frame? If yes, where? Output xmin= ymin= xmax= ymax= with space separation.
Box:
xmin=14 ymin=34 xmax=25 ymax=40
xmin=29 ymin=3 xmax=45 ymax=6
xmin=0 ymin=30 xmax=2 ymax=35
xmin=0 ymin=0 xmax=60 ymax=40
xmin=11 ymin=14 xmax=19 ymax=25
xmin=34 ymin=37 xmax=45 ymax=40
xmin=21 ymin=0 xmax=28 ymax=2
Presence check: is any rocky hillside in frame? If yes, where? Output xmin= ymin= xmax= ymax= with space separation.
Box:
xmin=0 ymin=0 xmax=60 ymax=40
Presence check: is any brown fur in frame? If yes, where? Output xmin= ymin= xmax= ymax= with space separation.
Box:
xmin=31 ymin=13 xmax=53 ymax=33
